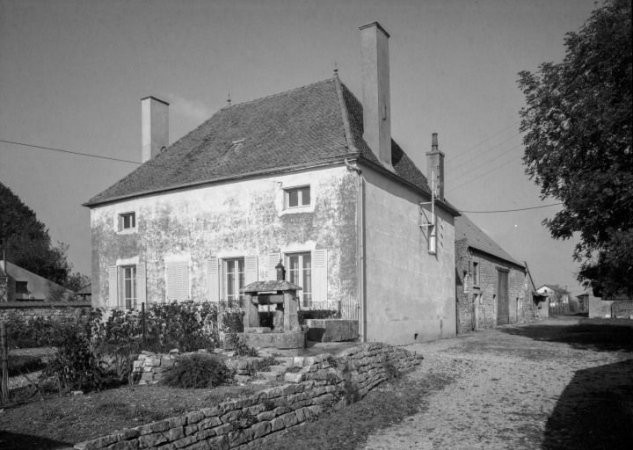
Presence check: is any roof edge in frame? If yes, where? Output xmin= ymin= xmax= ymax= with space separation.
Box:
xmin=468 ymin=245 xmax=525 ymax=270
xmin=83 ymin=153 xmax=361 ymax=208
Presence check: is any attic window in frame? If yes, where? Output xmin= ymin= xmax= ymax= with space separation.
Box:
xmin=230 ymin=139 xmax=245 ymax=152
xmin=285 ymin=186 xmax=311 ymax=209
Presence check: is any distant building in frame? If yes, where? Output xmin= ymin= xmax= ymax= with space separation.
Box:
xmin=0 ymin=260 xmax=74 ymax=302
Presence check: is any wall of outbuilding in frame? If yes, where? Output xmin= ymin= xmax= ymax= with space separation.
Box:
xmin=455 ymin=246 xmax=534 ymax=333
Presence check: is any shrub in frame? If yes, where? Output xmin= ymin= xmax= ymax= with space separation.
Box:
xmin=161 ymin=353 xmax=234 ymax=389
xmin=43 ymin=322 xmax=104 ymax=393
xmin=227 ymin=335 xmax=258 ymax=357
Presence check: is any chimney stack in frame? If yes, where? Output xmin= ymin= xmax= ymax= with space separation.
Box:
xmin=360 ymin=22 xmax=393 ymax=171
xmin=427 ymin=133 xmax=445 ymax=201
xmin=141 ymin=96 xmax=169 ymax=163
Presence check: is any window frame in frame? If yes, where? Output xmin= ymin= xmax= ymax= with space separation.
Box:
xmin=472 ymin=261 xmax=480 ymax=287
xmin=120 ymin=265 xmax=137 ymax=310
xmin=118 ymin=212 xmax=137 ymax=233
xmin=223 ymin=257 xmax=245 ymax=303
xmin=284 ymin=185 xmax=311 ymax=209
xmin=285 ymin=252 xmax=312 ymax=307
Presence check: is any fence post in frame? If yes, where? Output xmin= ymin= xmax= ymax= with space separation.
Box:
xmin=141 ymin=302 xmax=146 ymax=349
xmin=1 ymin=321 xmax=8 ymax=404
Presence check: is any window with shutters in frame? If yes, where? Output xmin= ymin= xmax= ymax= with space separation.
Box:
xmin=120 ymin=265 xmax=137 ymax=310
xmin=286 ymin=252 xmax=312 ymax=307
xmin=223 ymin=258 xmax=245 ymax=303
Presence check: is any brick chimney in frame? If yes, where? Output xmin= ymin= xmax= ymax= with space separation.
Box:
xmin=141 ymin=96 xmax=169 ymax=163
xmin=360 ymin=22 xmax=393 ymax=171
xmin=426 ymin=133 xmax=445 ymax=201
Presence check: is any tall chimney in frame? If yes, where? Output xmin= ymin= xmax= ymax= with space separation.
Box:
xmin=427 ymin=133 xmax=445 ymax=201
xmin=359 ymin=22 xmax=393 ymax=171
xmin=141 ymin=96 xmax=169 ymax=163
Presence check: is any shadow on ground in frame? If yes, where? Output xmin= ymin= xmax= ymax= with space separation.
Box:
xmin=542 ymin=359 xmax=633 ymax=450
xmin=498 ymin=319 xmax=633 ymax=352
xmin=0 ymin=431 xmax=72 ymax=450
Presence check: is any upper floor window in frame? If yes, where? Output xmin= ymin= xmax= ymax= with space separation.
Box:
xmin=118 ymin=212 xmax=136 ymax=231
xmin=473 ymin=261 xmax=480 ymax=286
xmin=285 ymin=186 xmax=311 ymax=209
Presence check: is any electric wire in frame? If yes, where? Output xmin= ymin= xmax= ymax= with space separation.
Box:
xmin=460 ymin=203 xmax=563 ymax=214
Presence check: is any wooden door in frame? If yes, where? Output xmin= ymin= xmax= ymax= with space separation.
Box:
xmin=497 ymin=270 xmax=510 ymax=325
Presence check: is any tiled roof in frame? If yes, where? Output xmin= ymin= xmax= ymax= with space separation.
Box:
xmin=86 ymin=77 xmax=440 ymax=206
xmin=455 ymin=214 xmax=523 ymax=267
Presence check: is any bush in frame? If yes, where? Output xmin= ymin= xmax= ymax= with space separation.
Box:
xmin=161 ymin=353 xmax=234 ymax=389
xmin=43 ymin=322 xmax=104 ymax=393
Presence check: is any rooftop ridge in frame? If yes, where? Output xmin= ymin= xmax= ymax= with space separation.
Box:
xmin=222 ymin=77 xmax=337 ymax=111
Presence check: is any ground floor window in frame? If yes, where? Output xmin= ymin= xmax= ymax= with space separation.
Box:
xmin=120 ymin=265 xmax=137 ymax=310
xmin=286 ymin=252 xmax=312 ymax=307
xmin=224 ymin=258 xmax=245 ymax=303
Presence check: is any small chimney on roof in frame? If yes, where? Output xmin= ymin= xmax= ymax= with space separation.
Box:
xmin=141 ymin=96 xmax=169 ymax=163
xmin=427 ymin=133 xmax=445 ymax=201
xmin=360 ymin=22 xmax=393 ymax=171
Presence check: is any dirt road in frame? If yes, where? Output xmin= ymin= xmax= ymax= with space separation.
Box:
xmin=363 ymin=317 xmax=633 ymax=450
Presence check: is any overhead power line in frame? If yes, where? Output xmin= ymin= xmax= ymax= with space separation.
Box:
xmin=461 ymin=203 xmax=563 ymax=214
xmin=0 ymin=139 xmax=142 ymax=165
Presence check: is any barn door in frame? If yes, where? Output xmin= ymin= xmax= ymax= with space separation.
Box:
xmin=497 ymin=270 xmax=510 ymax=325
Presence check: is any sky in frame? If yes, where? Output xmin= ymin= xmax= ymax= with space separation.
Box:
xmin=0 ymin=0 xmax=598 ymax=293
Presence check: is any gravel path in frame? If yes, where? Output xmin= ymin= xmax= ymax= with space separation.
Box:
xmin=362 ymin=317 xmax=633 ymax=450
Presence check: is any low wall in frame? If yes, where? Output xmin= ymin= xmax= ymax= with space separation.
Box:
xmin=0 ymin=301 xmax=92 ymax=322
xmin=75 ymin=342 xmax=423 ymax=450
xmin=305 ymin=319 xmax=358 ymax=342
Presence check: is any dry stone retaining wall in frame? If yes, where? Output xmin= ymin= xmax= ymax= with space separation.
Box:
xmin=75 ymin=342 xmax=422 ymax=450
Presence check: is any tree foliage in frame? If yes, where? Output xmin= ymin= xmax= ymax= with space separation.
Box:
xmin=518 ymin=0 xmax=633 ymax=297
xmin=0 ymin=181 xmax=80 ymax=287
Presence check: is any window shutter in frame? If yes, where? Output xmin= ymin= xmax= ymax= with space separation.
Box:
xmin=206 ymin=258 xmax=219 ymax=302
xmin=108 ymin=266 xmax=118 ymax=308
xmin=265 ymin=253 xmax=281 ymax=280
xmin=166 ymin=261 xmax=189 ymax=302
xmin=137 ymin=262 xmax=146 ymax=305
xmin=312 ymin=249 xmax=328 ymax=303
xmin=245 ymin=256 xmax=258 ymax=286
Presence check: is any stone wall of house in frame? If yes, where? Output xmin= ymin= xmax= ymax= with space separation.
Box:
xmin=90 ymin=165 xmax=358 ymax=309
xmin=74 ymin=342 xmax=422 ymax=450
xmin=0 ymin=301 xmax=92 ymax=322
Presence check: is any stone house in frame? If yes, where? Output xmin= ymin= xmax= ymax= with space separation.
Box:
xmin=0 ymin=260 xmax=74 ymax=302
xmin=84 ymin=22 xmax=459 ymax=344
xmin=455 ymin=215 xmax=536 ymax=333
xmin=537 ymin=284 xmax=571 ymax=315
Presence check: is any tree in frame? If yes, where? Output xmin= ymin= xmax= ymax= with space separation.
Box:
xmin=0 ymin=182 xmax=76 ymax=286
xmin=518 ymin=0 xmax=632 ymax=297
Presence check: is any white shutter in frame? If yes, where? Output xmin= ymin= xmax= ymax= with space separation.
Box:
xmin=137 ymin=262 xmax=146 ymax=306
xmin=108 ymin=266 xmax=118 ymax=308
xmin=206 ymin=258 xmax=219 ymax=302
xmin=166 ymin=261 xmax=189 ymax=302
xmin=312 ymin=249 xmax=328 ymax=303
xmin=245 ymin=256 xmax=258 ymax=286
xmin=266 ymin=253 xmax=281 ymax=280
